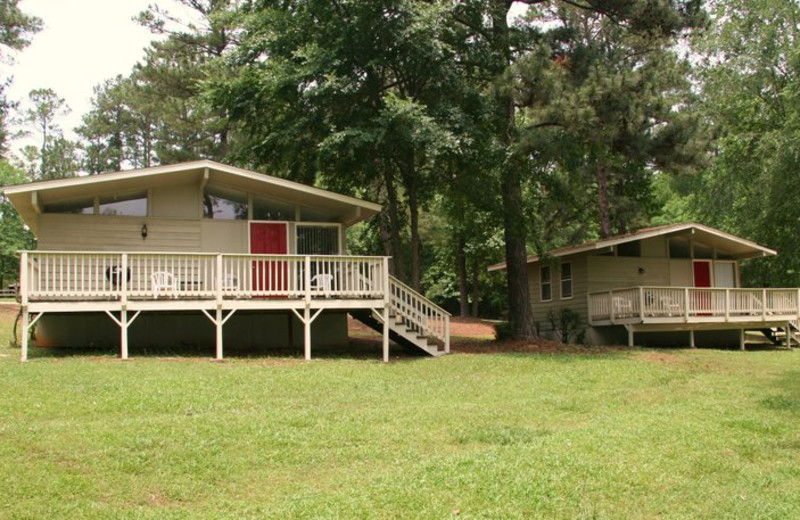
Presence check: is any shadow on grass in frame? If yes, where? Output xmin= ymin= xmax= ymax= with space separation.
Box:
xmin=24 ymin=337 xmax=428 ymax=363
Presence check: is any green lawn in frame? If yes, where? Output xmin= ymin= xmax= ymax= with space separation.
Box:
xmin=1 ymin=310 xmax=799 ymax=519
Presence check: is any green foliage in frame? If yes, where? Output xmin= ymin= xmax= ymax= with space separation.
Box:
xmin=0 ymin=160 xmax=34 ymax=286
xmin=493 ymin=320 xmax=514 ymax=341
xmin=0 ymin=0 xmax=41 ymax=57
xmin=546 ymin=307 xmax=585 ymax=344
xmin=690 ymin=0 xmax=800 ymax=286
xmin=78 ymin=1 xmax=237 ymax=171
xmin=20 ymin=88 xmax=77 ymax=180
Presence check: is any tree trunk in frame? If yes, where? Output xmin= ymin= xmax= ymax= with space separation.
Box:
xmin=456 ymin=234 xmax=469 ymax=317
xmin=596 ymin=161 xmax=612 ymax=238
xmin=403 ymin=156 xmax=421 ymax=291
xmin=382 ymin=167 xmax=406 ymax=281
xmin=492 ymin=0 xmax=537 ymax=339
xmin=470 ymin=257 xmax=480 ymax=318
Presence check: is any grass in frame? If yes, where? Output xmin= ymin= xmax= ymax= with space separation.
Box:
xmin=1 ymin=309 xmax=800 ymax=518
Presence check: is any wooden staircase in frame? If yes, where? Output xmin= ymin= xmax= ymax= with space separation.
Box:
xmin=758 ymin=321 xmax=800 ymax=347
xmin=351 ymin=275 xmax=450 ymax=357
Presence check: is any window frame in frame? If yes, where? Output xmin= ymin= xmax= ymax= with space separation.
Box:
xmin=560 ymin=262 xmax=573 ymax=300
xmin=540 ymin=265 xmax=552 ymax=302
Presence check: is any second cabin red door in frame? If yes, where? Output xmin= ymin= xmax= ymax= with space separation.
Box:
xmin=693 ymin=261 xmax=712 ymax=315
xmin=250 ymin=223 xmax=288 ymax=295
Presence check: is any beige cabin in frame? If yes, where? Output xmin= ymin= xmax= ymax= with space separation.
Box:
xmin=489 ymin=223 xmax=799 ymax=348
xmin=4 ymin=160 xmax=450 ymax=361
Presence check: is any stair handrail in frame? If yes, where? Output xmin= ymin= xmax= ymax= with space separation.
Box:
xmin=388 ymin=275 xmax=450 ymax=353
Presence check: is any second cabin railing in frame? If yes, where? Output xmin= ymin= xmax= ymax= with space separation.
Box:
xmin=588 ymin=286 xmax=800 ymax=324
xmin=20 ymin=251 xmax=388 ymax=303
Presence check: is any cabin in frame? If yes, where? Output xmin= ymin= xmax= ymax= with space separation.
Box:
xmin=4 ymin=160 xmax=449 ymax=361
xmin=489 ymin=223 xmax=799 ymax=348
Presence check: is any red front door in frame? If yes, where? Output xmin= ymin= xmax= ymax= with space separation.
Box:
xmin=250 ymin=223 xmax=288 ymax=295
xmin=693 ymin=261 xmax=712 ymax=314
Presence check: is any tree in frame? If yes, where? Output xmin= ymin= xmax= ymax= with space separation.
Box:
xmin=691 ymin=0 xmax=800 ymax=286
xmin=78 ymin=1 xmax=239 ymax=172
xmin=211 ymin=0 xmax=463 ymax=291
xmin=511 ymin=3 xmax=706 ymax=238
xmin=443 ymin=0 xmax=703 ymax=338
xmin=21 ymin=88 xmax=76 ymax=180
xmin=0 ymin=160 xmax=34 ymax=288
xmin=0 ymin=0 xmax=41 ymax=154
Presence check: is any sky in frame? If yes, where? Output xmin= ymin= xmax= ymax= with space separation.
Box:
xmin=4 ymin=1 xmax=529 ymax=161
xmin=4 ymin=0 xmax=186 ymax=157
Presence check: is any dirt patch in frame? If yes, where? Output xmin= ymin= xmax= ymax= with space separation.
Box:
xmin=453 ymin=338 xmax=629 ymax=355
xmin=348 ymin=315 xmax=496 ymax=338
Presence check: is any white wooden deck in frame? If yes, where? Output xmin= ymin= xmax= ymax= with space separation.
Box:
xmin=589 ymin=286 xmax=800 ymax=326
xmin=18 ymin=251 xmax=450 ymax=362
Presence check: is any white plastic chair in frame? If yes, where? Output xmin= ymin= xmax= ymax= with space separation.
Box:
xmin=612 ymin=297 xmax=633 ymax=316
xmin=151 ymin=271 xmax=178 ymax=296
xmin=309 ymin=273 xmax=334 ymax=294
xmin=220 ymin=273 xmax=239 ymax=292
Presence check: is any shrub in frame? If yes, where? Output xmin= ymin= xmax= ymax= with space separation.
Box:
xmin=547 ymin=307 xmax=585 ymax=344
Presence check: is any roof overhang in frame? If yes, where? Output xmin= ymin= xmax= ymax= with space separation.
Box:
xmin=487 ymin=223 xmax=776 ymax=272
xmin=2 ymin=160 xmax=381 ymax=234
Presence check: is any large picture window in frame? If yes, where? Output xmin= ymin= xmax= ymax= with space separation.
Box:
xmin=540 ymin=265 xmax=552 ymax=302
xmin=296 ymin=225 xmax=340 ymax=255
xmin=99 ymin=192 xmax=147 ymax=216
xmin=203 ymin=186 xmax=247 ymax=220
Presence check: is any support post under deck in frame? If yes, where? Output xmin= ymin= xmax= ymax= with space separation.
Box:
xmin=21 ymin=307 xmax=28 ymax=362
xmin=689 ymin=329 xmax=696 ymax=348
xmin=382 ymin=306 xmax=390 ymax=363
xmin=740 ymin=329 xmax=745 ymax=351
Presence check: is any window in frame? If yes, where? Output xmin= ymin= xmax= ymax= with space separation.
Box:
xmin=540 ymin=265 xmax=552 ymax=301
xmin=99 ymin=192 xmax=147 ymax=216
xmin=297 ymin=225 xmax=340 ymax=255
xmin=253 ymin=196 xmax=294 ymax=221
xmin=560 ymin=262 xmax=572 ymax=299
xmin=44 ymin=198 xmax=94 ymax=214
xmin=203 ymin=186 xmax=247 ymax=220
xmin=617 ymin=241 xmax=641 ymax=257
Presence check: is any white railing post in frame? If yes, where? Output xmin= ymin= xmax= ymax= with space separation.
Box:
xmin=304 ymin=256 xmax=311 ymax=303
xmin=762 ymin=288 xmax=767 ymax=320
xmin=383 ymin=257 xmax=391 ymax=304
xmin=444 ymin=315 xmax=450 ymax=354
xmin=684 ymin=288 xmax=690 ymax=321
xmin=638 ymin=287 xmax=645 ymax=320
xmin=120 ymin=253 xmax=128 ymax=305
xmin=725 ymin=289 xmax=730 ymax=321
xmin=216 ymin=254 xmax=223 ymax=304
xmin=609 ymin=291 xmax=615 ymax=323
xmin=20 ymin=251 xmax=28 ymax=306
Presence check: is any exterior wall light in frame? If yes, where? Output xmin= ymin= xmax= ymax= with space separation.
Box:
xmin=141 ymin=223 xmax=148 ymax=239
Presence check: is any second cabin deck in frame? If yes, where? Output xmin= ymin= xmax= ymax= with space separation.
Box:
xmin=588 ymin=286 xmax=800 ymax=326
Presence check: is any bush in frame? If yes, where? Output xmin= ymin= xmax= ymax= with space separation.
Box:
xmin=547 ymin=307 xmax=585 ymax=344
xmin=494 ymin=320 xmax=514 ymax=341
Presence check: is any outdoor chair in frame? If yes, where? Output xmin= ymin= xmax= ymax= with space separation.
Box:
xmin=151 ymin=271 xmax=178 ymax=297
xmin=309 ymin=273 xmax=334 ymax=294
xmin=612 ymin=296 xmax=634 ymax=316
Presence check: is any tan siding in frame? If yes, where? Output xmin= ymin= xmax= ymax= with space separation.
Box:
xmin=150 ymin=183 xmax=200 ymax=219
xmin=37 ymin=214 xmax=201 ymax=252
xmin=529 ymin=255 xmax=589 ymax=338
xmin=200 ymin=220 xmax=248 ymax=253
xmin=669 ymin=260 xmax=692 ymax=286
xmin=586 ymin=256 xmax=671 ymax=292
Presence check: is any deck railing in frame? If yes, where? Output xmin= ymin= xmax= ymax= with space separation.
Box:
xmin=389 ymin=275 xmax=450 ymax=353
xmin=21 ymin=251 xmax=388 ymax=303
xmin=588 ymin=286 xmax=800 ymax=324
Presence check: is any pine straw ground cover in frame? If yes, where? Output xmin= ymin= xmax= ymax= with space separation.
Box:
xmin=1 ymin=308 xmax=800 ymax=519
